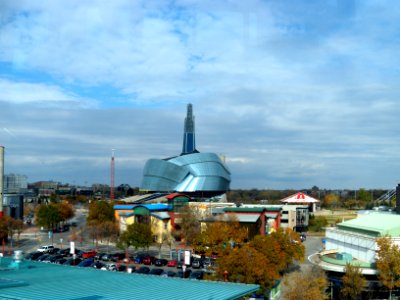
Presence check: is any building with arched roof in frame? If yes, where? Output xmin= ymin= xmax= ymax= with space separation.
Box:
xmin=141 ymin=104 xmax=230 ymax=197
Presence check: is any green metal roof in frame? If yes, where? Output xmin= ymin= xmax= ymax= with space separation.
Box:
xmin=337 ymin=213 xmax=400 ymax=237
xmin=0 ymin=258 xmax=259 ymax=300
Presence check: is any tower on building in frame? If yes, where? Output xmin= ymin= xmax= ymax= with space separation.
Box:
xmin=181 ymin=103 xmax=198 ymax=155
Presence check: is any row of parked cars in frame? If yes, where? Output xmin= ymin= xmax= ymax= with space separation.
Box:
xmin=25 ymin=246 xmax=214 ymax=280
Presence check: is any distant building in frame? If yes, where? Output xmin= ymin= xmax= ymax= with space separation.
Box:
xmin=141 ymin=104 xmax=231 ymax=197
xmin=4 ymin=174 xmax=28 ymax=194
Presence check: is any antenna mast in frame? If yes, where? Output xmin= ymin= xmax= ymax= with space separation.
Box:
xmin=110 ymin=149 xmax=115 ymax=201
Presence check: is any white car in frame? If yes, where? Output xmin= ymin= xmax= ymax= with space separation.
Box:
xmin=37 ymin=245 xmax=55 ymax=253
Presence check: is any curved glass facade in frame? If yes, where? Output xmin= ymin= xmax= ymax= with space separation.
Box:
xmin=141 ymin=152 xmax=231 ymax=194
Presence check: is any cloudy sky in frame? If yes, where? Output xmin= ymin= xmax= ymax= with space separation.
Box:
xmin=0 ymin=0 xmax=399 ymax=190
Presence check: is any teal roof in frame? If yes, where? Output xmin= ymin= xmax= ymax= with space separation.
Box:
xmin=337 ymin=213 xmax=400 ymax=237
xmin=0 ymin=258 xmax=259 ymax=300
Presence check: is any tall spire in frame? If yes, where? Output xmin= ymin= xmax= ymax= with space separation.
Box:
xmin=181 ymin=103 xmax=197 ymax=155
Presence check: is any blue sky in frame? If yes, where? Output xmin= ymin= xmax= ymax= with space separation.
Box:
xmin=1 ymin=0 xmax=400 ymax=190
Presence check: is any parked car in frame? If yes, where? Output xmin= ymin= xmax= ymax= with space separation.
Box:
xmin=48 ymin=247 xmax=60 ymax=254
xmin=82 ymin=250 xmax=97 ymax=259
xmin=54 ymin=257 xmax=67 ymax=265
xmin=136 ymin=266 xmax=150 ymax=274
xmin=63 ymin=257 xmax=82 ymax=266
xmin=110 ymin=252 xmax=126 ymax=262
xmin=167 ymin=259 xmax=177 ymax=267
xmin=48 ymin=254 xmax=64 ymax=263
xmin=78 ymin=258 xmax=95 ymax=267
xmin=92 ymin=261 xmax=105 ymax=269
xmin=154 ymin=259 xmax=168 ymax=267
xmin=191 ymin=259 xmax=202 ymax=269
xmin=142 ymin=255 xmax=156 ymax=265
xmin=37 ymin=245 xmax=55 ymax=253
xmin=37 ymin=254 xmax=52 ymax=262
xmin=176 ymin=269 xmax=192 ymax=278
xmin=25 ymin=252 xmax=43 ymax=260
xmin=189 ymin=270 xmax=204 ymax=280
xmin=149 ymin=268 xmax=164 ymax=275
xmin=133 ymin=255 xmax=145 ymax=264
xmin=160 ymin=270 xmax=177 ymax=277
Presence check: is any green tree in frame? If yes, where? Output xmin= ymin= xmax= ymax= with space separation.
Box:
xmin=35 ymin=203 xmax=62 ymax=230
xmin=341 ymin=263 xmax=366 ymax=300
xmin=376 ymin=237 xmax=400 ymax=300
xmin=117 ymin=222 xmax=153 ymax=251
xmin=282 ymin=265 xmax=328 ymax=300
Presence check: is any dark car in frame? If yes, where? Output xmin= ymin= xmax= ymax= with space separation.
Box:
xmin=48 ymin=247 xmax=60 ymax=254
xmin=189 ymin=271 xmax=204 ymax=280
xmin=25 ymin=252 xmax=43 ymax=261
xmin=78 ymin=258 xmax=95 ymax=267
xmin=63 ymin=257 xmax=82 ymax=266
xmin=116 ymin=265 xmax=127 ymax=272
xmin=49 ymin=254 xmax=64 ymax=263
xmin=37 ymin=254 xmax=52 ymax=262
xmin=149 ymin=268 xmax=164 ymax=276
xmin=176 ymin=269 xmax=192 ymax=279
xmin=136 ymin=266 xmax=150 ymax=274
xmin=54 ymin=257 xmax=67 ymax=265
xmin=92 ymin=261 xmax=105 ymax=269
xmin=154 ymin=259 xmax=168 ymax=267
xmin=142 ymin=255 xmax=156 ymax=265
xmin=160 ymin=270 xmax=176 ymax=277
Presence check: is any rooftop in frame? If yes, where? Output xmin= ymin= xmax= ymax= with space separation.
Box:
xmin=0 ymin=257 xmax=259 ymax=300
xmin=337 ymin=213 xmax=400 ymax=237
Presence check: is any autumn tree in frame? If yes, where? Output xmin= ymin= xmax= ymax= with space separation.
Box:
xmin=87 ymin=201 xmax=115 ymax=224
xmin=282 ymin=265 xmax=329 ymax=300
xmin=197 ymin=214 xmax=248 ymax=256
xmin=178 ymin=205 xmax=201 ymax=247
xmin=216 ymin=243 xmax=280 ymax=290
xmin=86 ymin=201 xmax=116 ymax=246
xmin=250 ymin=228 xmax=305 ymax=271
xmin=215 ymin=229 xmax=305 ymax=296
xmin=59 ymin=202 xmax=74 ymax=223
xmin=376 ymin=237 xmax=400 ymax=300
xmin=117 ymin=222 xmax=153 ymax=251
xmin=340 ymin=263 xmax=366 ymax=300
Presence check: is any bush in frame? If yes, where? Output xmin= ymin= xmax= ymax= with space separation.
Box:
xmin=308 ymin=215 xmax=328 ymax=232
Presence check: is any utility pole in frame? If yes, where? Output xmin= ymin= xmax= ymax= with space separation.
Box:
xmin=110 ymin=149 xmax=115 ymax=201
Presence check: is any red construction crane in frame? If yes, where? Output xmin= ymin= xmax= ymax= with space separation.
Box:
xmin=110 ymin=149 xmax=115 ymax=201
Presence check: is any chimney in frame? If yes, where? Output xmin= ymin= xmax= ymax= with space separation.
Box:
xmin=396 ymin=184 xmax=400 ymax=214
xmin=0 ymin=146 xmax=4 ymax=218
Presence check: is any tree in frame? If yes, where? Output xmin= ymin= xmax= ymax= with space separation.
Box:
xmin=341 ymin=263 xmax=366 ymax=300
xmin=35 ymin=203 xmax=62 ymax=230
xmin=376 ymin=237 xmax=400 ymax=299
xmin=117 ymin=222 xmax=153 ymax=251
xmin=178 ymin=205 xmax=201 ymax=247
xmin=197 ymin=214 xmax=248 ymax=256
xmin=216 ymin=243 xmax=279 ymax=290
xmin=59 ymin=202 xmax=74 ymax=223
xmin=87 ymin=201 xmax=115 ymax=224
xmin=282 ymin=265 xmax=329 ymax=300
